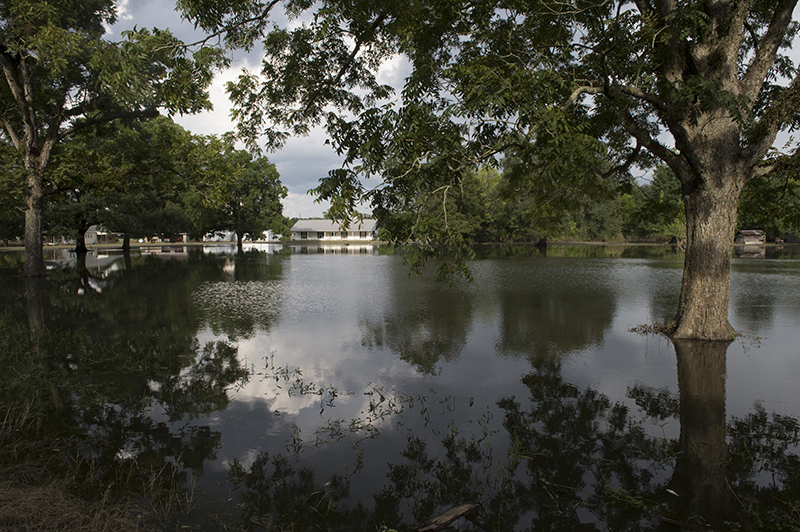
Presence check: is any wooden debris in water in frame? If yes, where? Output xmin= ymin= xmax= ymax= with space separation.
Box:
xmin=416 ymin=504 xmax=479 ymax=532
xmin=661 ymin=515 xmax=729 ymax=532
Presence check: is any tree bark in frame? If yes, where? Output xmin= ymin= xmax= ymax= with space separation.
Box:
xmin=75 ymin=223 xmax=89 ymax=254
xmin=23 ymin=166 xmax=46 ymax=278
xmin=671 ymin=167 xmax=743 ymax=341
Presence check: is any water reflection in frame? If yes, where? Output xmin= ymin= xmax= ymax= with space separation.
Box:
xmin=668 ymin=340 xmax=732 ymax=528
xmin=1 ymin=251 xmax=264 ymax=526
xmin=231 ymin=340 xmax=799 ymax=532
xmin=360 ymin=266 xmax=474 ymax=374
xmin=2 ymin=245 xmax=800 ymax=531
xmin=486 ymin=259 xmax=617 ymax=362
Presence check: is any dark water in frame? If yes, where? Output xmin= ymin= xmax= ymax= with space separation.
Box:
xmin=2 ymin=243 xmax=799 ymax=531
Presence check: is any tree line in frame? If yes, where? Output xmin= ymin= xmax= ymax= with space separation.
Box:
xmin=375 ymin=161 xmax=800 ymax=246
xmin=0 ymin=116 xmax=291 ymax=251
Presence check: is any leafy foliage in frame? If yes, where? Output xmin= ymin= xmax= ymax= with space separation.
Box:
xmin=0 ymin=0 xmax=227 ymax=274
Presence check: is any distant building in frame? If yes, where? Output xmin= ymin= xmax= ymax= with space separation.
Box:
xmin=734 ymin=229 xmax=766 ymax=245
xmin=85 ymin=225 xmax=120 ymax=245
xmin=290 ymin=219 xmax=378 ymax=241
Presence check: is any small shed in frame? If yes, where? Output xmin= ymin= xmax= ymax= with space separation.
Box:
xmin=734 ymin=229 xmax=766 ymax=245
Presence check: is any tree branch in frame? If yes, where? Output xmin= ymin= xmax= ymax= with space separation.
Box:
xmin=744 ymin=73 xmax=800 ymax=166
xmin=179 ymin=0 xmax=282 ymax=50
xmin=58 ymin=108 xmax=160 ymax=142
xmin=299 ymin=12 xmax=387 ymax=113
xmin=740 ymin=0 xmax=798 ymax=104
xmin=0 ymin=108 xmax=22 ymax=149
xmin=0 ymin=52 xmax=35 ymax=146
xmin=601 ymin=142 xmax=642 ymax=179
xmin=620 ymin=108 xmax=689 ymax=178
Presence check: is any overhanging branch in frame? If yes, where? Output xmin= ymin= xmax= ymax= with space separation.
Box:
xmin=740 ymin=0 xmax=798 ymax=104
xmin=58 ymin=108 xmax=160 ymax=141
xmin=744 ymin=74 xmax=800 ymax=166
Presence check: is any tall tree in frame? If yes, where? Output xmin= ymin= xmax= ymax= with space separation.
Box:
xmin=0 ymin=0 xmax=224 ymax=276
xmin=187 ymin=138 xmax=287 ymax=251
xmin=179 ymin=0 xmax=800 ymax=340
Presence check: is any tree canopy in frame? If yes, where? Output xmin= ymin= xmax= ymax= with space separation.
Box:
xmin=177 ymin=0 xmax=800 ymax=340
xmin=39 ymin=117 xmax=289 ymax=249
xmin=0 ymin=0 xmax=226 ymax=276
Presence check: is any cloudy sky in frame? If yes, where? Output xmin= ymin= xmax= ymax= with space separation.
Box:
xmin=108 ymin=0 xmax=396 ymax=219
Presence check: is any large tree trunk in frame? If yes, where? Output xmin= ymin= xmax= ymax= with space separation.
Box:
xmin=671 ymin=161 xmax=743 ymax=341
xmin=23 ymin=166 xmax=46 ymax=278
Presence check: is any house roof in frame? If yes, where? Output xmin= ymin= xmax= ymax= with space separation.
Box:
xmin=290 ymin=219 xmax=378 ymax=232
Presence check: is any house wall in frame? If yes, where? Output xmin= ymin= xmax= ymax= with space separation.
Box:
xmin=292 ymin=231 xmax=375 ymax=240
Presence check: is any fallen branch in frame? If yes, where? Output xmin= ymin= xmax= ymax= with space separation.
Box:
xmin=416 ymin=504 xmax=479 ymax=532
xmin=661 ymin=515 xmax=729 ymax=532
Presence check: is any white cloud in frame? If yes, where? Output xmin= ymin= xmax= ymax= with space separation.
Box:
xmin=173 ymin=68 xmax=239 ymax=137
xmin=282 ymin=190 xmax=328 ymax=219
xmin=115 ymin=0 xmax=133 ymax=22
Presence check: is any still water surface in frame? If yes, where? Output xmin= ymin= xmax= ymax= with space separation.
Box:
xmin=2 ymin=243 xmax=799 ymax=531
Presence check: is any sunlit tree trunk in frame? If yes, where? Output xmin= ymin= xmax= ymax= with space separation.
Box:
xmin=672 ymin=180 xmax=742 ymax=340
xmin=667 ymin=105 xmax=749 ymax=341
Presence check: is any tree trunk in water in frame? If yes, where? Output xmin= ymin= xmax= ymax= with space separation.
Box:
xmin=669 ymin=339 xmax=734 ymax=527
xmin=24 ymin=276 xmax=62 ymax=410
xmin=237 ymin=233 xmax=244 ymax=255
xmin=122 ymin=234 xmax=131 ymax=251
xmin=23 ymin=167 xmax=46 ymax=277
xmin=672 ymin=181 xmax=740 ymax=340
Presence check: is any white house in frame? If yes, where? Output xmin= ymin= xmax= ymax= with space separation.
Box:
xmin=85 ymin=225 xmax=120 ymax=245
xmin=290 ymin=219 xmax=378 ymax=241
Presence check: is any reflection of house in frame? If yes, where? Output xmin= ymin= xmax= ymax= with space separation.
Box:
xmin=290 ymin=219 xmax=378 ymax=241
xmin=293 ymin=244 xmax=378 ymax=254
xmin=734 ymin=229 xmax=766 ymax=244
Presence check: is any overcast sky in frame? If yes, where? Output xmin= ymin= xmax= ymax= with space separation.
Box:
xmin=108 ymin=0 xmax=376 ymax=219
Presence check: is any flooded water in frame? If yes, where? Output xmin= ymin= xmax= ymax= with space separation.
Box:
xmin=2 ymin=243 xmax=799 ymax=531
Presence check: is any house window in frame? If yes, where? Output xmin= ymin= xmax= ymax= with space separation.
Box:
xmin=300 ymin=232 xmax=308 ymax=239
xmin=341 ymin=232 xmax=347 ymax=239
xmin=317 ymin=232 xmax=324 ymax=239
xmin=360 ymin=231 xmax=368 ymax=238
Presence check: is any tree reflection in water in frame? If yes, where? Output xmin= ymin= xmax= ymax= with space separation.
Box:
xmin=231 ymin=340 xmax=800 ymax=532
xmin=3 ymin=250 xmax=799 ymax=530
xmin=1 ymin=253 xmax=254 ymax=527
